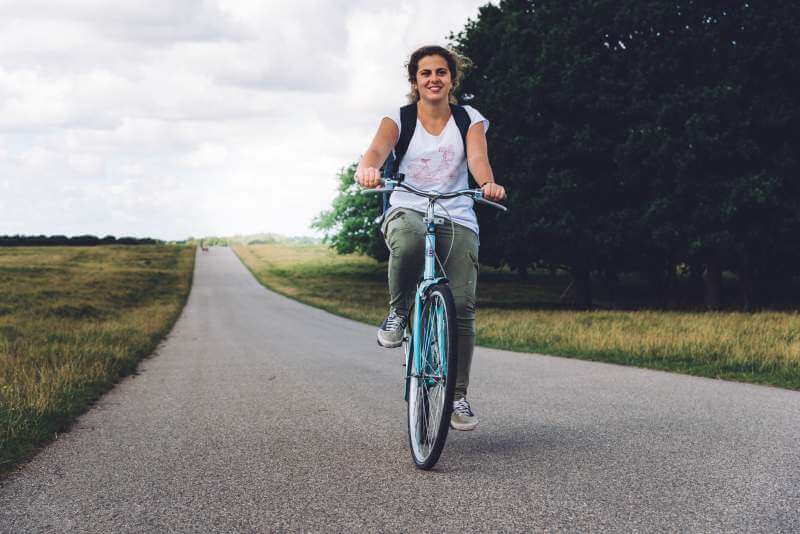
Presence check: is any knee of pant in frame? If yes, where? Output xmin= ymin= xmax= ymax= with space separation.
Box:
xmin=454 ymin=293 xmax=475 ymax=320
xmin=389 ymin=233 xmax=424 ymax=260
xmin=456 ymin=318 xmax=474 ymax=338
xmin=454 ymin=297 xmax=475 ymax=336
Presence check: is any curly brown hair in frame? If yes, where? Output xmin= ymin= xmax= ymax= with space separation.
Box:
xmin=405 ymin=45 xmax=471 ymax=104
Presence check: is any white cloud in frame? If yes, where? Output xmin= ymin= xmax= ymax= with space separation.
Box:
xmin=0 ymin=0 xmax=492 ymax=239
xmin=179 ymin=143 xmax=229 ymax=168
xmin=68 ymin=153 xmax=102 ymax=174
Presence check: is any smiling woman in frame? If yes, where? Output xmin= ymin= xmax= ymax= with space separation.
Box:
xmin=354 ymin=44 xmax=507 ymax=431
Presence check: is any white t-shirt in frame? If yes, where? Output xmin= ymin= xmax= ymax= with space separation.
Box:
xmin=384 ymin=105 xmax=489 ymax=236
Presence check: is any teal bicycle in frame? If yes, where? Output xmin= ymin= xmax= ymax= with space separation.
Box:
xmin=365 ymin=176 xmax=507 ymax=469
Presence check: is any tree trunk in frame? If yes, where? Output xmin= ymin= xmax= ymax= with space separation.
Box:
xmin=572 ymin=268 xmax=593 ymax=310
xmin=703 ymin=255 xmax=723 ymax=311
xmin=737 ymin=253 xmax=754 ymax=312
xmin=664 ymin=263 xmax=679 ymax=309
xmin=600 ymin=270 xmax=618 ymax=308
xmin=646 ymin=268 xmax=667 ymax=308
xmin=559 ymin=280 xmax=574 ymax=305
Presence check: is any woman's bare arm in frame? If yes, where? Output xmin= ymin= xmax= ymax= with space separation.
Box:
xmin=466 ymin=122 xmax=506 ymax=201
xmin=356 ymin=118 xmax=399 ymax=188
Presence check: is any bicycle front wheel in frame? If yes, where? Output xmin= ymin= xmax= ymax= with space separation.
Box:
xmin=407 ymin=283 xmax=458 ymax=470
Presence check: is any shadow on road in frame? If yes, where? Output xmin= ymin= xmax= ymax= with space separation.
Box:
xmin=438 ymin=421 xmax=599 ymax=474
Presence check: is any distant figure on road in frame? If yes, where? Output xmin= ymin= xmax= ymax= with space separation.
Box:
xmin=356 ymin=45 xmax=506 ymax=431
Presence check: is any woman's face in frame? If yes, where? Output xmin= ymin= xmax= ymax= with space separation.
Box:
xmin=415 ymin=54 xmax=452 ymax=103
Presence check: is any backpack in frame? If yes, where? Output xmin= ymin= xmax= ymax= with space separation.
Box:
xmin=379 ymin=103 xmax=474 ymax=215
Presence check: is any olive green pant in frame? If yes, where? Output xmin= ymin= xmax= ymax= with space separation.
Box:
xmin=382 ymin=208 xmax=479 ymax=399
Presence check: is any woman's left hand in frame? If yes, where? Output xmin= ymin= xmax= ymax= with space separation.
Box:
xmin=481 ymin=182 xmax=506 ymax=202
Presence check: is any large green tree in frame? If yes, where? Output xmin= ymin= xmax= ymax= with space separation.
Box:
xmin=453 ymin=0 xmax=800 ymax=309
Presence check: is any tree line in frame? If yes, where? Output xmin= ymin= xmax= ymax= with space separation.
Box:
xmin=0 ymin=235 xmax=159 ymax=246
xmin=316 ymin=0 xmax=800 ymax=310
xmin=189 ymin=234 xmax=321 ymax=247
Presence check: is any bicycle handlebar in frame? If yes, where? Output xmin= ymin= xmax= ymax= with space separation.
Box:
xmin=361 ymin=178 xmax=508 ymax=213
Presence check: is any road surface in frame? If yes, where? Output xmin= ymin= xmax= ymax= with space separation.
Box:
xmin=2 ymin=247 xmax=799 ymax=532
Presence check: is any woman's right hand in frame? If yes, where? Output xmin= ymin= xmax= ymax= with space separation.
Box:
xmin=356 ymin=167 xmax=382 ymax=188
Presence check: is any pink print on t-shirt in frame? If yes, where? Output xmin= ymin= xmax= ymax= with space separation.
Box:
xmin=408 ymin=144 xmax=458 ymax=186
xmin=410 ymin=158 xmax=434 ymax=185
xmin=439 ymin=144 xmax=455 ymax=165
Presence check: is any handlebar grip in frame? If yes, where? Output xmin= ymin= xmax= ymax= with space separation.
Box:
xmin=361 ymin=177 xmax=400 ymax=194
xmin=475 ymin=197 xmax=509 ymax=212
xmin=361 ymin=187 xmax=392 ymax=195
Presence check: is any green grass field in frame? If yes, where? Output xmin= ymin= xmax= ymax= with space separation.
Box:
xmin=0 ymin=245 xmax=195 ymax=476
xmin=234 ymin=244 xmax=800 ymax=391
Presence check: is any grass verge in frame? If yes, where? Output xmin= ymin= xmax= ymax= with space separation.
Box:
xmin=234 ymin=243 xmax=800 ymax=391
xmin=0 ymin=245 xmax=195 ymax=476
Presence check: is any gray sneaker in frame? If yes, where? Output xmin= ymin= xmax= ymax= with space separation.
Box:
xmin=377 ymin=309 xmax=407 ymax=348
xmin=451 ymin=398 xmax=478 ymax=431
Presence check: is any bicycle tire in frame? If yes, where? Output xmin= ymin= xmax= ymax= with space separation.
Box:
xmin=407 ymin=283 xmax=458 ymax=469
xmin=402 ymin=323 xmax=412 ymax=403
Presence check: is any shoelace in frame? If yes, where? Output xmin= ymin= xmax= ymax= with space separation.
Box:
xmin=383 ymin=310 xmax=406 ymax=331
xmin=453 ymin=399 xmax=474 ymax=416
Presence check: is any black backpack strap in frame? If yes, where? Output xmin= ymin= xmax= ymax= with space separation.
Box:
xmin=391 ymin=103 xmax=417 ymax=176
xmin=379 ymin=104 xmax=417 ymax=219
xmin=450 ymin=104 xmax=476 ymax=185
xmin=450 ymin=103 xmax=470 ymax=145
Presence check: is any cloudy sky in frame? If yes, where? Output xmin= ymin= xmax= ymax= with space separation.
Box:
xmin=0 ymin=0 xmax=490 ymax=240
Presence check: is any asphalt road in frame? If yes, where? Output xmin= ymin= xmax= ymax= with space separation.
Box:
xmin=2 ymin=247 xmax=799 ymax=532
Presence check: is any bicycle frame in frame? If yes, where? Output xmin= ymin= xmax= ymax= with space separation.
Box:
xmin=406 ymin=197 xmax=448 ymax=401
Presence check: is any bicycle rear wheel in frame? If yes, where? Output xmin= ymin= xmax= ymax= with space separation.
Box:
xmin=407 ymin=283 xmax=458 ymax=469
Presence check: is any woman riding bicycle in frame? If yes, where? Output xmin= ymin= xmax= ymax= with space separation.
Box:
xmin=356 ymin=45 xmax=506 ymax=431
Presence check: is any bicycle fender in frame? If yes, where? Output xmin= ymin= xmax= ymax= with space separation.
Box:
xmin=419 ymin=278 xmax=449 ymax=298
